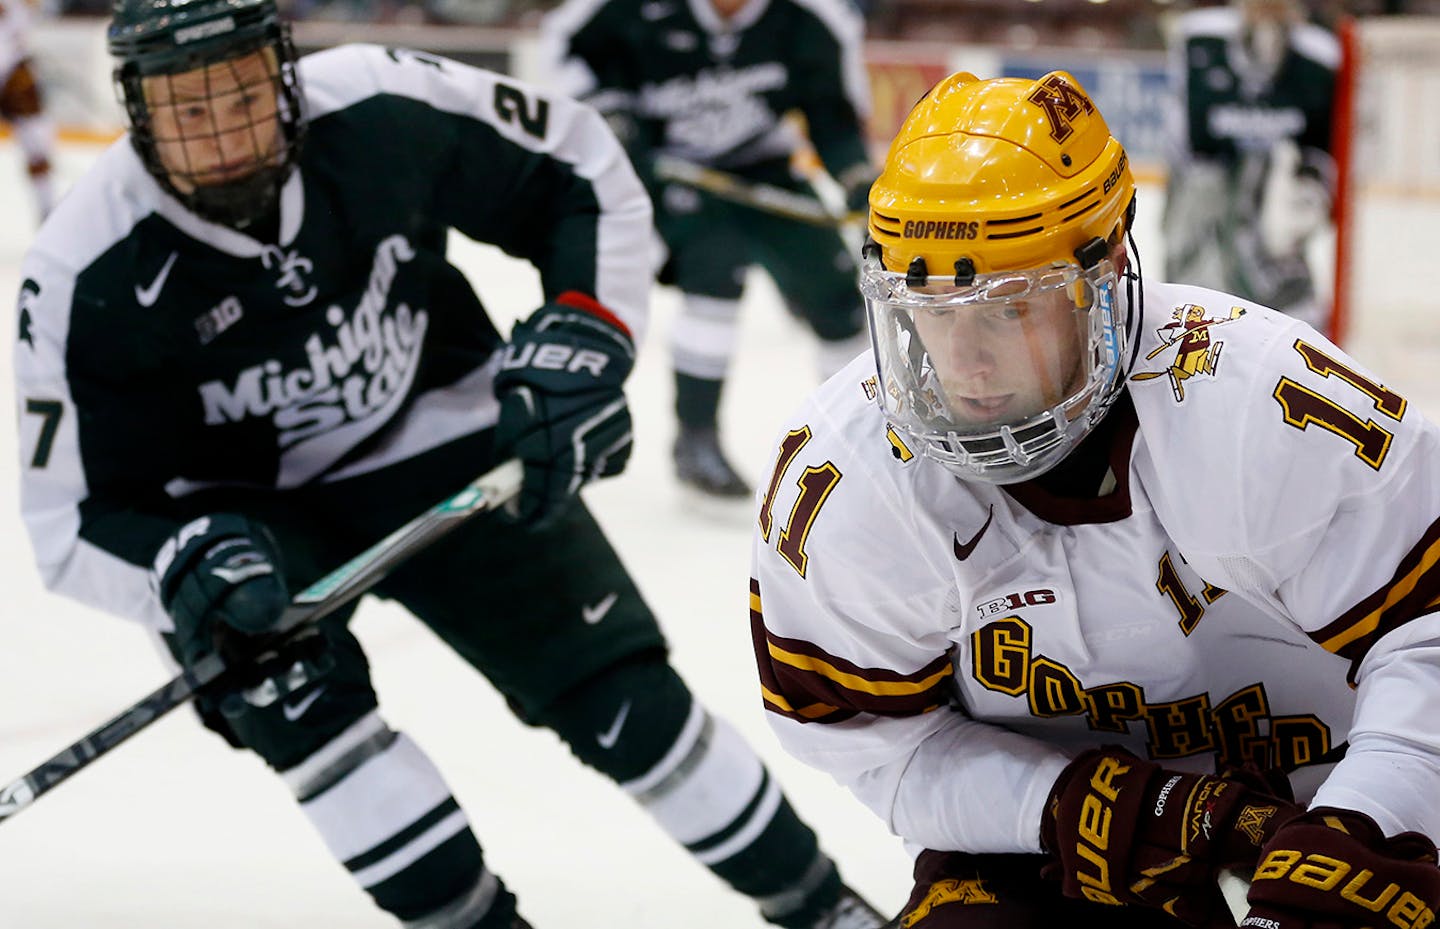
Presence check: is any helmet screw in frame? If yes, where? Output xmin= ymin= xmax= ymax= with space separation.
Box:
xmin=906 ymin=256 xmax=929 ymax=287
xmin=1074 ymin=236 xmax=1109 ymax=269
xmin=1060 ymin=153 xmax=1073 ymax=167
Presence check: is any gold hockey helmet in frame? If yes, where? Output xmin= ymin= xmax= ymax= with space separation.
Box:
xmin=858 ymin=71 xmax=1138 ymax=485
xmin=868 ymin=69 xmax=1134 ymax=280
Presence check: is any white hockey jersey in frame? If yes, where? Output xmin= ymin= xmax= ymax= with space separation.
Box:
xmin=749 ymin=278 xmax=1440 ymax=855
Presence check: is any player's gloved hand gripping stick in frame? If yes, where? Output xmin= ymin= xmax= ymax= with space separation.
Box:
xmin=1220 ymin=809 xmax=1440 ymax=929
xmin=0 ymin=458 xmax=523 ymax=826
xmin=494 ymin=293 xmax=635 ymax=530
xmin=1041 ymin=747 xmax=1302 ymax=927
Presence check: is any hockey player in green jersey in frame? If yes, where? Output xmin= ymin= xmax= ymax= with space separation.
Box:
xmin=11 ymin=1 xmax=888 ymax=927
xmin=539 ymin=0 xmax=876 ymax=498
xmin=1162 ymin=0 xmax=1339 ymax=334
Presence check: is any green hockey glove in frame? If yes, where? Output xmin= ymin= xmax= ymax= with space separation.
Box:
xmin=493 ymin=291 xmax=635 ymax=530
xmin=152 ymin=513 xmax=289 ymax=669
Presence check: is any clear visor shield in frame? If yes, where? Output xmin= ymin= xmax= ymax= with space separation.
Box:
xmin=860 ymin=253 xmax=1125 ymax=482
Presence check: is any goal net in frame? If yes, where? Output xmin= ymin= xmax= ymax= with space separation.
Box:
xmin=1334 ymin=15 xmax=1440 ymax=409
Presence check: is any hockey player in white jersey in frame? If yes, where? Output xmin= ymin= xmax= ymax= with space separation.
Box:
xmin=11 ymin=0 xmax=887 ymax=927
xmin=750 ymin=69 xmax=1440 ymax=928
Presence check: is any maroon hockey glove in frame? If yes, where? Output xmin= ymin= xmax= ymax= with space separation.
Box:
xmin=1040 ymin=747 xmax=1302 ymax=927
xmin=1242 ymin=808 xmax=1440 ymax=929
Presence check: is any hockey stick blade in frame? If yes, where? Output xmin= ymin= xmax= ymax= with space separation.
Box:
xmin=652 ymin=155 xmax=848 ymax=228
xmin=0 ymin=458 xmax=523 ymax=826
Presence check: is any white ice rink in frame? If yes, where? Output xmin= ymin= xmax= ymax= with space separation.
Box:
xmin=4 ymin=137 xmax=1402 ymax=929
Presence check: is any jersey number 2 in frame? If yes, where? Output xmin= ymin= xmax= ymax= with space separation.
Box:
xmin=1273 ymin=339 xmax=1406 ymax=469
xmin=493 ymin=83 xmax=549 ymax=140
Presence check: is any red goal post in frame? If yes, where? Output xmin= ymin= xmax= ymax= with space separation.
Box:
xmin=1332 ymin=15 xmax=1440 ymax=406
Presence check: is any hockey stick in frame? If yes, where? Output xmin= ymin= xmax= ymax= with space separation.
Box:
xmin=651 ymin=154 xmax=855 ymax=228
xmin=0 ymin=458 xmax=524 ymax=826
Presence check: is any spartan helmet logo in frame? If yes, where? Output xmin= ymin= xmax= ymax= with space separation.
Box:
xmin=1025 ymin=74 xmax=1096 ymax=143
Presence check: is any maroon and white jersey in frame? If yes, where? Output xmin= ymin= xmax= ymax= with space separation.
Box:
xmin=749 ymin=277 xmax=1440 ymax=855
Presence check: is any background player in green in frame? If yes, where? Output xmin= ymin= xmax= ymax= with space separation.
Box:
xmin=539 ymin=0 xmax=876 ymax=498
xmin=1162 ymin=0 xmax=1339 ymax=334
xmin=11 ymin=1 xmax=887 ymax=926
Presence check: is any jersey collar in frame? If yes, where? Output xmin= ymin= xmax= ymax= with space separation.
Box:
xmin=687 ymin=0 xmax=772 ymax=35
xmin=148 ymin=167 xmax=306 ymax=257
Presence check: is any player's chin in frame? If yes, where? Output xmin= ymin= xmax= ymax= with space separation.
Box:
xmin=190 ymin=153 xmax=283 ymax=187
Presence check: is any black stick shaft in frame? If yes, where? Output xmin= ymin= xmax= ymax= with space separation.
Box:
xmin=0 ymin=459 xmax=523 ymax=824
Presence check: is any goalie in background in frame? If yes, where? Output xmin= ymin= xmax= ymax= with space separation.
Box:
xmin=537 ymin=0 xmax=877 ymax=499
xmin=0 ymin=0 xmax=56 ymax=222
xmin=12 ymin=0 xmax=889 ymax=926
xmin=1161 ymin=0 xmax=1338 ymax=335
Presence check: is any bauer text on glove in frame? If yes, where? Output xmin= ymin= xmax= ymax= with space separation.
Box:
xmin=1041 ymin=746 xmax=1302 ymax=926
xmin=493 ymin=291 xmax=635 ymax=529
xmin=1242 ymin=807 xmax=1440 ymax=929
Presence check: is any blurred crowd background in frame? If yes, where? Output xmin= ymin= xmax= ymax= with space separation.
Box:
xmin=33 ymin=0 xmax=1440 ymax=49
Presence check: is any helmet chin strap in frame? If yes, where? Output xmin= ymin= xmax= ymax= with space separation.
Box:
xmin=1123 ymin=225 xmax=1145 ymax=375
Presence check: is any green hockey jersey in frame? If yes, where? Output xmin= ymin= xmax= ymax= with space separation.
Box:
xmin=13 ymin=44 xmax=653 ymax=627
xmin=1169 ymin=7 xmax=1338 ymax=163
xmin=538 ymin=0 xmax=871 ymax=183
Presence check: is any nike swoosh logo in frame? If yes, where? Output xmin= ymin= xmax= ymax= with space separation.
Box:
xmin=596 ymin=700 xmax=631 ymax=749
xmin=134 ymin=251 xmax=178 ymax=307
xmin=282 ymin=687 xmax=325 ymax=722
xmin=953 ymin=506 xmax=995 ymax=561
xmin=582 ymin=591 xmax=619 ymax=625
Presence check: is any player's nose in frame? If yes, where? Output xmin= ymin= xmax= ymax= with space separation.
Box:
xmin=946 ymin=313 xmax=995 ymax=376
